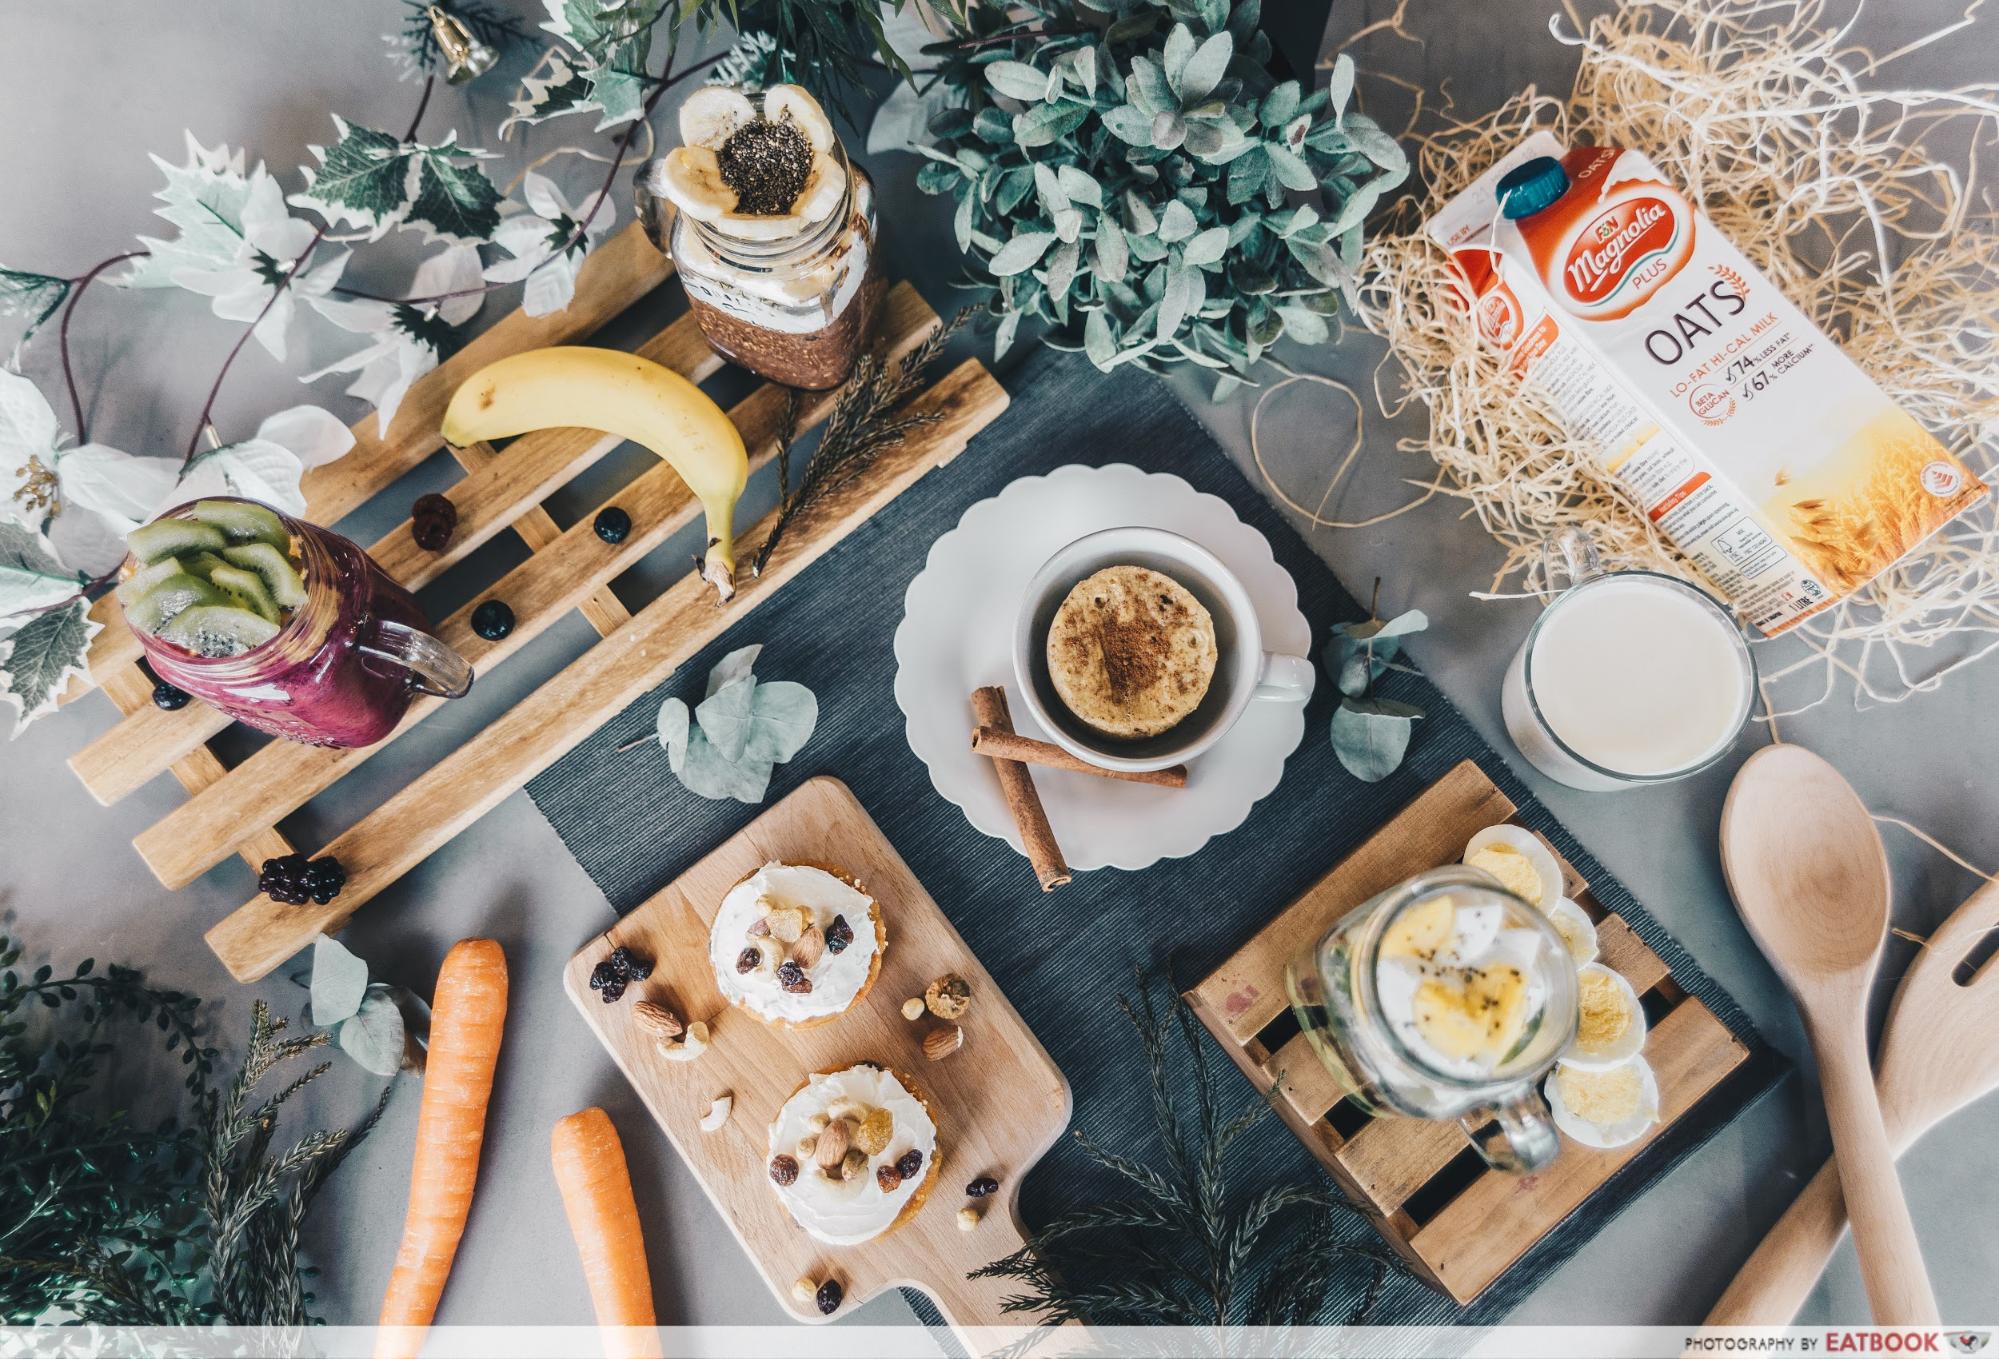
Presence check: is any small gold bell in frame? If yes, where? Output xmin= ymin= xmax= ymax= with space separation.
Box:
xmin=428 ymin=5 xmax=498 ymax=86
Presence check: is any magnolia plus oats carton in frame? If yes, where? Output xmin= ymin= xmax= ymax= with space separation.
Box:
xmin=1429 ymin=135 xmax=1986 ymax=635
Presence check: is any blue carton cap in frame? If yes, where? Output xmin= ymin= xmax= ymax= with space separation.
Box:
xmin=1497 ymin=156 xmax=1569 ymax=219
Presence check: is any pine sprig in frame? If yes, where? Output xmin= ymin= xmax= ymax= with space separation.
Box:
xmin=748 ymin=307 xmax=970 ymax=578
xmin=969 ymin=971 xmax=1407 ymax=1331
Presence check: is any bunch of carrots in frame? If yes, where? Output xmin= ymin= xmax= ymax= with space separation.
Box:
xmin=375 ymin=938 xmax=662 ymax=1359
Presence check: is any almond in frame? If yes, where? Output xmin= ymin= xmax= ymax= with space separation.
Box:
xmin=813 ymin=1119 xmax=850 ymax=1169
xmin=923 ymin=1024 xmax=964 ymax=1061
xmin=925 ymin=974 xmax=972 ymax=1021
xmin=791 ymin=924 xmax=827 ymax=969
xmin=632 ymin=1000 xmax=683 ymax=1039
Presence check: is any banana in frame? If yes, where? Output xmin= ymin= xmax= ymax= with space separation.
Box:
xmin=440 ymin=348 xmax=749 ymax=600
xmin=678 ymin=86 xmax=756 ymax=149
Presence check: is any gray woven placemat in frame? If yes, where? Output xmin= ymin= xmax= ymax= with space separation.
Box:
xmin=525 ymin=343 xmax=1785 ymax=1325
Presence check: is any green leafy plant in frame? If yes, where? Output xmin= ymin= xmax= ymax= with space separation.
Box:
xmin=972 ymin=972 xmax=1404 ymax=1326
xmin=1327 ymin=581 xmax=1427 ymax=783
xmin=911 ymin=0 xmax=1407 ymax=397
xmin=0 ymin=936 xmax=389 ymax=1324
xmin=653 ymin=643 xmax=819 ymax=802
xmin=300 ymin=935 xmax=430 ymax=1078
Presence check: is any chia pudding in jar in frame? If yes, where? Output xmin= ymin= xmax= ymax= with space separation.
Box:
xmin=643 ymin=84 xmax=884 ymax=390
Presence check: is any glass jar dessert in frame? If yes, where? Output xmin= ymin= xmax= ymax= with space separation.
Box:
xmin=120 ymin=498 xmax=472 ymax=748
xmin=1285 ymin=866 xmax=1579 ymax=1173
xmin=639 ymin=83 xmax=885 ymax=390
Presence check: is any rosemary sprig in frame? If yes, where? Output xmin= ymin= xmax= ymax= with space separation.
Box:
xmin=970 ymin=972 xmax=1406 ymax=1333
xmin=748 ymin=308 xmax=971 ymax=578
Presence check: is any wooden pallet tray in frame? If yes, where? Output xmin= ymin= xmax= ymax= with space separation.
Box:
xmin=1184 ymin=758 xmax=1750 ymax=1305
xmin=60 ymin=221 xmax=1009 ymax=984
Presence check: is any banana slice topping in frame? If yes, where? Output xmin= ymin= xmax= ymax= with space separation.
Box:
xmin=659 ymin=84 xmax=846 ymax=238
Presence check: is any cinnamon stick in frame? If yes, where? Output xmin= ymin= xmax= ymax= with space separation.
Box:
xmin=971 ymin=726 xmax=1188 ymax=788
xmin=969 ymin=686 xmax=1071 ymax=891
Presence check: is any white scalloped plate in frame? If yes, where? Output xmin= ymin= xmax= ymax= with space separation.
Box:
xmin=893 ymin=463 xmax=1314 ymax=873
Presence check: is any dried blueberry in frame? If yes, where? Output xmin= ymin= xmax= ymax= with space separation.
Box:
xmin=594 ymin=506 xmax=631 ymax=544
xmin=152 ymin=680 xmax=192 ymax=711
xmin=769 ymin=1155 xmax=799 ymax=1186
xmin=894 ymin=1149 xmax=922 ymax=1181
xmin=471 ymin=599 xmax=514 ymax=640
xmin=815 ymin=1278 xmax=843 ymax=1316
xmin=735 ymin=947 xmax=761 ymax=975
xmin=824 ymin=914 xmax=853 ymax=955
xmin=777 ymin=959 xmax=812 ymax=994
xmin=966 ymin=1174 xmax=999 ymax=1198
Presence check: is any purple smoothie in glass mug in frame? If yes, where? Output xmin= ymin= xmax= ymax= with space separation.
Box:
xmin=128 ymin=499 xmax=472 ymax=747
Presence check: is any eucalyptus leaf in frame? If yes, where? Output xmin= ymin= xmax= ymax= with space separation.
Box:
xmin=335 ymin=986 xmax=406 ymax=1077
xmin=675 ymin=733 xmax=775 ymax=803
xmin=308 ymin=935 xmax=369 ymax=1027
xmin=704 ymin=643 xmax=762 ymax=698
xmin=1331 ymin=700 xmax=1417 ymax=784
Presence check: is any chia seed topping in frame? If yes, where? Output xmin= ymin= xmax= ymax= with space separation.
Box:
xmin=718 ymin=120 xmax=813 ymax=216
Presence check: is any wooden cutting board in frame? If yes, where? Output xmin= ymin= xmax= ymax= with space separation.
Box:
xmin=564 ymin=776 xmax=1072 ymax=1342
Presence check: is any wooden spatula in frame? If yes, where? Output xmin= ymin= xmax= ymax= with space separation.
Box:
xmin=1705 ymin=876 xmax=1999 ymax=1323
xmin=1718 ymin=745 xmax=1941 ymax=1324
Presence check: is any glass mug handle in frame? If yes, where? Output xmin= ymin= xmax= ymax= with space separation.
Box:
xmin=360 ymin=619 xmax=475 ymax=699
xmin=1540 ymin=525 xmax=1606 ymax=597
xmin=1459 ymin=1089 xmax=1562 ymax=1173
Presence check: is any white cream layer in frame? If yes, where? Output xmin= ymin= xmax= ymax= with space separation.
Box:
xmin=707 ymin=862 xmax=880 ymax=1024
xmin=768 ymin=1064 xmax=937 ymax=1245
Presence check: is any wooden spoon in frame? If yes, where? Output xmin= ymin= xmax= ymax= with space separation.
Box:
xmin=1705 ymin=877 xmax=1999 ymax=1322
xmin=1718 ymin=744 xmax=1940 ymax=1325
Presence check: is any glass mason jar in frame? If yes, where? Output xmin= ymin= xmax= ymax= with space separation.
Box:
xmin=642 ymin=115 xmax=886 ymax=391
xmin=1285 ymin=867 xmax=1579 ymax=1173
xmin=128 ymin=500 xmax=472 ymax=748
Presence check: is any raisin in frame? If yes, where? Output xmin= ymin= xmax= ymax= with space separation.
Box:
xmin=597 ymin=979 xmax=626 ymax=1004
xmin=966 ymin=1174 xmax=999 ymax=1198
xmin=768 ymin=1155 xmax=799 ymax=1186
xmin=876 ymin=1164 xmax=903 ymax=1192
xmin=609 ymin=945 xmax=653 ymax=981
xmin=894 ymin=1149 xmax=922 ymax=1180
xmin=815 ymin=1279 xmax=843 ymax=1316
xmin=588 ymin=960 xmax=619 ymax=992
xmin=824 ymin=914 xmax=853 ymax=955
xmin=735 ymin=947 xmax=761 ymax=975
xmin=777 ymin=960 xmax=812 ymax=994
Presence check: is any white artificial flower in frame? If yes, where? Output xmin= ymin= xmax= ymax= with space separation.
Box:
xmin=168 ymin=172 xmax=351 ymax=362
xmin=0 ymin=369 xmax=62 ymax=528
xmin=482 ymin=171 xmax=615 ymax=317
xmin=305 ymin=245 xmax=484 ymax=434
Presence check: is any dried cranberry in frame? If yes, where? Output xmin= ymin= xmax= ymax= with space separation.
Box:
xmin=825 ymin=914 xmax=853 ymax=955
xmin=876 ymin=1164 xmax=903 ymax=1192
xmin=815 ymin=1279 xmax=843 ymax=1315
xmin=735 ymin=947 xmax=760 ymax=974
xmin=769 ymin=1155 xmax=799 ymax=1186
xmin=894 ymin=1149 xmax=922 ymax=1180
xmin=777 ymin=960 xmax=812 ymax=994
xmin=966 ymin=1174 xmax=999 ymax=1198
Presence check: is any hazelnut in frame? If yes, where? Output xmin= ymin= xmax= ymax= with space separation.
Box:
xmin=900 ymin=997 xmax=926 ymax=1022
xmin=957 ymin=1206 xmax=982 ymax=1231
xmin=791 ymin=1276 xmax=816 ymax=1304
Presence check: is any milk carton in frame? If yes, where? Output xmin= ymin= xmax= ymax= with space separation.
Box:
xmin=1429 ymin=137 xmax=1986 ymax=635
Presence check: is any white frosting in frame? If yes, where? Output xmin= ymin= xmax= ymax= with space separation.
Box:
xmin=707 ymin=863 xmax=880 ymax=1024
xmin=768 ymin=1065 xmax=937 ymax=1245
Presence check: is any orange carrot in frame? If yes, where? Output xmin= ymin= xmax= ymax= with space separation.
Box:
xmin=376 ymin=938 xmax=509 ymax=1358
xmin=551 ymin=1106 xmax=661 ymax=1359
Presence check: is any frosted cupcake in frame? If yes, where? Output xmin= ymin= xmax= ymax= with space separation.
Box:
xmin=765 ymin=1063 xmax=939 ymax=1245
xmin=707 ymin=862 xmax=885 ymax=1027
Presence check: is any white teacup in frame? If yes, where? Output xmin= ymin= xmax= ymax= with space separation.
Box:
xmin=1012 ymin=527 xmax=1314 ymax=773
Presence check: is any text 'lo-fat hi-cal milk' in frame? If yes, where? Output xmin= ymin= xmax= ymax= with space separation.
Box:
xmin=1429 ymin=135 xmax=1986 ymax=635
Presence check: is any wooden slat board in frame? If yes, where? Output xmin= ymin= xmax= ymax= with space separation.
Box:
xmin=563 ymin=777 xmax=1071 ymax=1342
xmin=1184 ymin=758 xmax=1750 ymax=1304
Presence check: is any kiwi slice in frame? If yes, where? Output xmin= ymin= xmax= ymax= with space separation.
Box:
xmin=220 ymin=542 xmax=307 ymax=610
xmin=125 ymin=574 xmax=230 ymax=634
xmin=186 ymin=499 xmax=289 ymax=549
xmin=155 ymin=604 xmax=279 ymax=658
xmin=178 ymin=549 xmax=232 ymax=583
xmin=115 ymin=557 xmax=184 ymax=607
xmin=208 ymin=564 xmax=281 ymax=623
xmin=127 ymin=518 xmax=227 ymax=564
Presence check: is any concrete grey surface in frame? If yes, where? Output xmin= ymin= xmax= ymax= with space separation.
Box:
xmin=2 ymin=0 xmax=1993 ymax=1337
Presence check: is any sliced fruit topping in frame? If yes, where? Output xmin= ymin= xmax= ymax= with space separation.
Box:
xmin=208 ymin=563 xmax=281 ymax=623
xmin=127 ymin=518 xmax=226 ymax=564
xmin=186 ymin=498 xmax=288 ymax=548
xmin=125 ymin=574 xmax=229 ymax=633
xmin=222 ymin=542 xmax=308 ymax=609
xmin=115 ymin=556 xmax=185 ymax=606
xmin=154 ymin=603 xmax=280 ymax=658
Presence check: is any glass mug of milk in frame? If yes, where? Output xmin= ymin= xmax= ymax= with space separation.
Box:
xmin=1286 ymin=868 xmax=1579 ymax=1173
xmin=1502 ymin=530 xmax=1756 ymax=792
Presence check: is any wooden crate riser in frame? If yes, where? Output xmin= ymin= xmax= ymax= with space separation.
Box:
xmin=1186 ymin=759 xmax=1750 ymax=1305
xmin=204 ymin=358 xmax=1007 ymax=982
xmin=77 ymin=286 xmax=941 ymax=888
